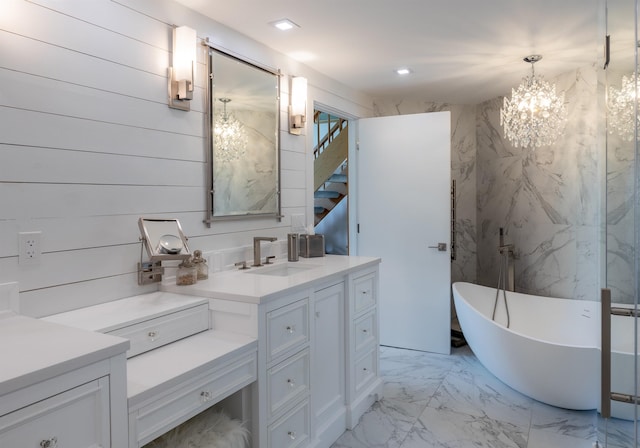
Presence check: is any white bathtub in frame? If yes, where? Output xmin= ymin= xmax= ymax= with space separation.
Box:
xmin=453 ymin=282 xmax=639 ymax=419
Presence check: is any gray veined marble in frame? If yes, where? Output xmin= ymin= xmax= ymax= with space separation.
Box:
xmin=331 ymin=346 xmax=626 ymax=448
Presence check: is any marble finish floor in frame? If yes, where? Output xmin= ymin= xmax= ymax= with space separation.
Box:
xmin=332 ymin=345 xmax=637 ymax=448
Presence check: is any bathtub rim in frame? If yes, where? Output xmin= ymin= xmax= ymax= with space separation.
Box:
xmin=452 ymin=281 xmax=600 ymax=351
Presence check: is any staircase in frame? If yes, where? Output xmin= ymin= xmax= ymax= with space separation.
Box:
xmin=314 ymin=112 xmax=348 ymax=226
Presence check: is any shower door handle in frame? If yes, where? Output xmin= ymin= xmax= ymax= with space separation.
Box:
xmin=603 ymin=288 xmax=640 ymax=414
xmin=601 ymin=288 xmax=611 ymax=419
xmin=428 ymin=243 xmax=447 ymax=252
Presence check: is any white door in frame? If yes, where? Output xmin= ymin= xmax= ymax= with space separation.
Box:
xmin=357 ymin=112 xmax=451 ymax=354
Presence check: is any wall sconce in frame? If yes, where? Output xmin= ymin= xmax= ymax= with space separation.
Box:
xmin=168 ymin=25 xmax=196 ymax=111
xmin=289 ymin=76 xmax=307 ymax=135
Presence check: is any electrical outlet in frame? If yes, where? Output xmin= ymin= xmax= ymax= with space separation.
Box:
xmin=19 ymin=231 xmax=41 ymax=265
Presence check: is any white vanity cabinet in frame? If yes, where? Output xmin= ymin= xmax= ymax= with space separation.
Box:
xmin=169 ymin=255 xmax=383 ymax=448
xmin=311 ymin=281 xmax=346 ymax=445
xmin=259 ymin=279 xmax=347 ymax=448
xmin=253 ymin=267 xmax=381 ymax=448
xmin=0 ymin=313 xmax=129 ymax=448
xmin=42 ymin=292 xmax=258 ymax=448
xmin=1 ymin=373 xmax=111 ymax=447
xmin=260 ymin=289 xmax=312 ymax=448
xmin=346 ymin=265 xmax=380 ymax=428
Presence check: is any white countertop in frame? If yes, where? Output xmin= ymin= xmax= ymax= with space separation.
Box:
xmin=161 ymin=255 xmax=381 ymax=304
xmin=42 ymin=291 xmax=208 ymax=333
xmin=126 ymin=329 xmax=257 ymax=407
xmin=0 ymin=312 xmax=129 ymax=396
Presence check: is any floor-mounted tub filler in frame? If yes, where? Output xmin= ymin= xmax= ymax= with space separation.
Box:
xmin=452 ymin=282 xmax=638 ymax=420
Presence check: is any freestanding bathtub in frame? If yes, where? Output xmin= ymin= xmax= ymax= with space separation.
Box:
xmin=452 ymin=282 xmax=639 ymax=419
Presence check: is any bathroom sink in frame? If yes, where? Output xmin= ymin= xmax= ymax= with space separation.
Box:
xmin=251 ymin=263 xmax=317 ymax=277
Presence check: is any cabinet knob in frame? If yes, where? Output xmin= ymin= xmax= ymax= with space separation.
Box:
xmin=200 ymin=390 xmax=212 ymax=402
xmin=148 ymin=330 xmax=159 ymax=341
xmin=288 ymin=431 xmax=297 ymax=440
xmin=287 ymin=378 xmax=296 ymax=388
xmin=40 ymin=438 xmax=58 ymax=448
xmin=362 ymin=329 xmax=368 ymax=333
xmin=285 ymin=325 xmax=296 ymax=334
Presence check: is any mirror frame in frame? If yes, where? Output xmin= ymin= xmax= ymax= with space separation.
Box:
xmin=204 ymin=41 xmax=282 ymax=226
xmin=138 ymin=217 xmax=191 ymax=262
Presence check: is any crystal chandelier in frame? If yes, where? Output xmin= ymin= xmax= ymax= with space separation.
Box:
xmin=214 ymin=98 xmax=247 ymax=163
xmin=608 ymin=72 xmax=639 ymax=141
xmin=500 ymin=55 xmax=567 ymax=149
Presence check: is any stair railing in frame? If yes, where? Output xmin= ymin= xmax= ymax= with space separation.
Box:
xmin=314 ymin=112 xmax=347 ymax=158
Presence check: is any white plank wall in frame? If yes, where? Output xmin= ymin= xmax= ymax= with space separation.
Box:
xmin=0 ymin=0 xmax=373 ymax=317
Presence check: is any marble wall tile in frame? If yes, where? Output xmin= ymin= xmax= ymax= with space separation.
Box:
xmin=374 ymin=64 xmax=616 ymax=303
xmin=605 ymin=92 xmax=636 ymax=303
xmin=476 ymin=65 xmax=603 ymax=300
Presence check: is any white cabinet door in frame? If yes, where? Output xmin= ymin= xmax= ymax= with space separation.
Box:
xmin=357 ymin=111 xmax=451 ymax=354
xmin=0 ymin=378 xmax=110 ymax=448
xmin=312 ymin=282 xmax=345 ymax=433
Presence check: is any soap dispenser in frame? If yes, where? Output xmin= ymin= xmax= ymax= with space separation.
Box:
xmin=192 ymin=250 xmax=209 ymax=280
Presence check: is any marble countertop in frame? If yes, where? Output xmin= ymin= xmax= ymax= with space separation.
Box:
xmin=161 ymin=255 xmax=381 ymax=304
xmin=0 ymin=311 xmax=129 ymax=396
xmin=126 ymin=329 xmax=257 ymax=407
xmin=42 ymin=291 xmax=208 ymax=333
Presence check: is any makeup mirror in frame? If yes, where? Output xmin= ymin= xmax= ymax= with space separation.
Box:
xmin=138 ymin=218 xmax=191 ymax=261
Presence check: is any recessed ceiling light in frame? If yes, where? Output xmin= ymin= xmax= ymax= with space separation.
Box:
xmin=270 ymin=18 xmax=299 ymax=31
xmin=396 ymin=68 xmax=412 ymax=75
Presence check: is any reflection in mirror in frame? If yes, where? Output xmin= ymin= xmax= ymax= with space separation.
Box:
xmin=138 ymin=218 xmax=191 ymax=261
xmin=206 ymin=46 xmax=281 ymax=223
xmin=605 ymin=0 xmax=637 ymax=305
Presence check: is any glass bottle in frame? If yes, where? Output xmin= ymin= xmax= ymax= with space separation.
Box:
xmin=192 ymin=249 xmax=209 ymax=280
xmin=176 ymin=258 xmax=197 ymax=286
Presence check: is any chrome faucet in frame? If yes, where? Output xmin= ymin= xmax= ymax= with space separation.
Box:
xmin=253 ymin=237 xmax=277 ymax=267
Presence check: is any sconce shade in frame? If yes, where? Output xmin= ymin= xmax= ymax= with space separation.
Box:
xmin=169 ymin=25 xmax=196 ymax=110
xmin=289 ymin=76 xmax=307 ymax=135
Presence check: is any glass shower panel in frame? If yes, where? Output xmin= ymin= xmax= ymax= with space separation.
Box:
xmin=603 ymin=0 xmax=638 ymax=445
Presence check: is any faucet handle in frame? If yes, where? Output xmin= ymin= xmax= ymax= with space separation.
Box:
xmin=234 ymin=261 xmax=249 ymax=270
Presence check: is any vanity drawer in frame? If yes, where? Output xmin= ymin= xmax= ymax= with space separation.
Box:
xmin=131 ymin=350 xmax=256 ymax=446
xmin=0 ymin=378 xmax=110 ymax=448
xmin=268 ymin=398 xmax=310 ymax=448
xmin=267 ymin=299 xmax=309 ymax=363
xmin=354 ymin=310 xmax=377 ymax=354
xmin=267 ymin=348 xmax=310 ymax=419
xmin=354 ymin=348 xmax=377 ymax=395
xmin=108 ymin=303 xmax=209 ymax=358
xmin=353 ymin=272 xmax=376 ymax=314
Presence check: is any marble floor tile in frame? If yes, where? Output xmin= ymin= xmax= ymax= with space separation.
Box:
xmin=527 ymin=428 xmax=594 ymax=448
xmin=530 ymin=400 xmax=598 ymax=441
xmin=597 ymin=417 xmax=636 ymax=448
xmin=401 ymin=405 xmax=528 ymax=448
xmin=428 ymin=360 xmax=533 ymax=428
xmin=332 ymin=345 xmax=631 ymax=448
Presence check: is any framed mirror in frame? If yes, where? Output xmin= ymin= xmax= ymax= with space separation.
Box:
xmin=138 ymin=218 xmax=191 ymax=261
xmin=205 ymin=46 xmax=281 ymax=223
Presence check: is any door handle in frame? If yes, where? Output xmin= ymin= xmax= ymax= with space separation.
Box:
xmin=428 ymin=243 xmax=447 ymax=251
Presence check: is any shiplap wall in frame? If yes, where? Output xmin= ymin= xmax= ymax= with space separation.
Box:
xmin=0 ymin=0 xmax=373 ymax=317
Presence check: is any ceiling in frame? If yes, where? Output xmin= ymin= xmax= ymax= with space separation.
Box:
xmin=174 ymin=0 xmax=605 ymax=105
